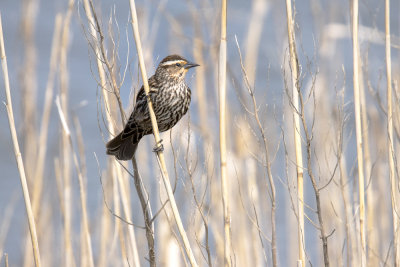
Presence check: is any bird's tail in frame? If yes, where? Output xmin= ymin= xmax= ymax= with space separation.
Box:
xmin=106 ymin=131 xmax=141 ymax=161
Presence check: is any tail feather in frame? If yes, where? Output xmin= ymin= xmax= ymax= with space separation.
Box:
xmin=106 ymin=132 xmax=140 ymax=161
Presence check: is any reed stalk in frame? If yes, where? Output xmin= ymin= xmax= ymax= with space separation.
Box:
xmin=0 ymin=13 xmax=42 ymax=267
xmin=55 ymin=97 xmax=94 ymax=267
xmin=81 ymin=0 xmax=142 ymax=264
xmin=115 ymin=165 xmax=141 ymax=266
xmin=360 ymin=58 xmax=376 ymax=265
xmin=385 ymin=0 xmax=399 ymax=265
xmin=112 ymin=167 xmax=130 ymax=267
xmin=244 ymin=0 xmax=268 ymax=87
xmin=131 ymin=157 xmax=155 ymax=266
xmin=218 ymin=0 xmax=231 ymax=266
xmin=128 ymin=0 xmax=198 ymax=266
xmin=351 ymin=0 xmax=366 ymax=265
xmin=234 ymin=36 xmax=277 ymax=267
xmin=59 ymin=3 xmax=79 ymax=265
xmin=190 ymin=5 xmax=209 ymax=145
xmin=20 ymin=0 xmax=39 ymax=184
xmin=32 ymin=14 xmax=62 ymax=214
xmin=284 ymin=1 xmax=305 ymax=266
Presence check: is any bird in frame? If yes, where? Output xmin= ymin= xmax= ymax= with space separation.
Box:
xmin=106 ymin=54 xmax=199 ymax=160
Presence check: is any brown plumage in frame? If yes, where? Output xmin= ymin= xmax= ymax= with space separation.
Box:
xmin=106 ymin=54 xmax=199 ymax=160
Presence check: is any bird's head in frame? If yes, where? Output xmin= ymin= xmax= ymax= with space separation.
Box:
xmin=155 ymin=54 xmax=199 ymax=82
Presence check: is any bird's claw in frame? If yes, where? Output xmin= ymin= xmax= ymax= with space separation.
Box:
xmin=153 ymin=139 xmax=164 ymax=153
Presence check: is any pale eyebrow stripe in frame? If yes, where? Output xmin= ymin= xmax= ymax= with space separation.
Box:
xmin=160 ymin=60 xmax=186 ymax=66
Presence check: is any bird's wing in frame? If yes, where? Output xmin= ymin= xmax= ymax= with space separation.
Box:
xmin=120 ymin=76 xmax=159 ymax=139
xmin=131 ymin=75 xmax=159 ymax=124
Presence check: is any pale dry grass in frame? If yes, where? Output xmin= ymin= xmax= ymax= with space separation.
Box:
xmin=0 ymin=0 xmax=399 ymax=267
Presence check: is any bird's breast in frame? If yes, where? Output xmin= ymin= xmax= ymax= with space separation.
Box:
xmin=152 ymin=82 xmax=191 ymax=132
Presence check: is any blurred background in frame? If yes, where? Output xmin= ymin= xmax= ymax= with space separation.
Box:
xmin=0 ymin=0 xmax=399 ymax=266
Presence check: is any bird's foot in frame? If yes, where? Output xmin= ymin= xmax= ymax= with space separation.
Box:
xmin=153 ymin=139 xmax=164 ymax=153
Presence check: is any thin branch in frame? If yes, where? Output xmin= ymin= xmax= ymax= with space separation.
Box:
xmin=235 ymin=35 xmax=277 ymax=266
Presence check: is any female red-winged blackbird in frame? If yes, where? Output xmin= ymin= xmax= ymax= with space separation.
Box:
xmin=106 ymin=54 xmax=199 ymax=160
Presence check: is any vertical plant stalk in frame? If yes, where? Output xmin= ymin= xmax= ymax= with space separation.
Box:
xmin=81 ymin=1 xmax=141 ymax=266
xmin=20 ymin=0 xmax=39 ymax=182
xmin=235 ymin=36 xmax=277 ymax=267
xmin=5 ymin=253 xmax=8 ymax=267
xmin=32 ymin=14 xmax=62 ymax=214
xmin=190 ymin=6 xmax=209 ymax=145
xmin=55 ymin=97 xmax=94 ymax=267
xmin=20 ymin=1 xmax=39 ymax=264
xmin=128 ymin=0 xmax=198 ymax=266
xmin=111 ymin=166 xmax=130 ymax=267
xmin=244 ymin=0 xmax=268 ymax=87
xmin=337 ymin=74 xmax=360 ymax=266
xmin=131 ymin=158 xmax=155 ymax=267
xmin=87 ymin=0 xmax=126 ymax=125
xmin=385 ymin=0 xmax=399 ymax=265
xmin=359 ymin=58 xmax=375 ymax=265
xmin=58 ymin=3 xmax=77 ymax=266
xmin=114 ymin=167 xmax=141 ymax=267
xmin=0 ymin=13 xmax=42 ymax=267
xmin=284 ymin=1 xmax=305 ymax=266
xmin=218 ymin=0 xmax=231 ymax=266
xmin=339 ymin=157 xmax=359 ymax=267
xmin=351 ymin=0 xmax=366 ymax=266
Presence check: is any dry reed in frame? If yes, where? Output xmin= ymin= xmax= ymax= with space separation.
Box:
xmin=0 ymin=12 xmax=41 ymax=267
xmin=128 ymin=0 xmax=198 ymax=266
xmin=55 ymin=96 xmax=94 ymax=267
xmin=82 ymin=0 xmax=142 ymax=265
xmin=1 ymin=1 xmax=400 ymax=266
xmin=351 ymin=0 xmax=367 ymax=266
xmin=218 ymin=0 xmax=232 ymax=266
xmin=385 ymin=0 xmax=399 ymax=265
xmin=284 ymin=1 xmax=305 ymax=266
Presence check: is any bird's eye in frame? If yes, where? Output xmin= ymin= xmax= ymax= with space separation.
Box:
xmin=176 ymin=63 xmax=181 ymax=67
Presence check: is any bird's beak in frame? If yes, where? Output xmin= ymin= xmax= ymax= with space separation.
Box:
xmin=184 ymin=62 xmax=200 ymax=69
